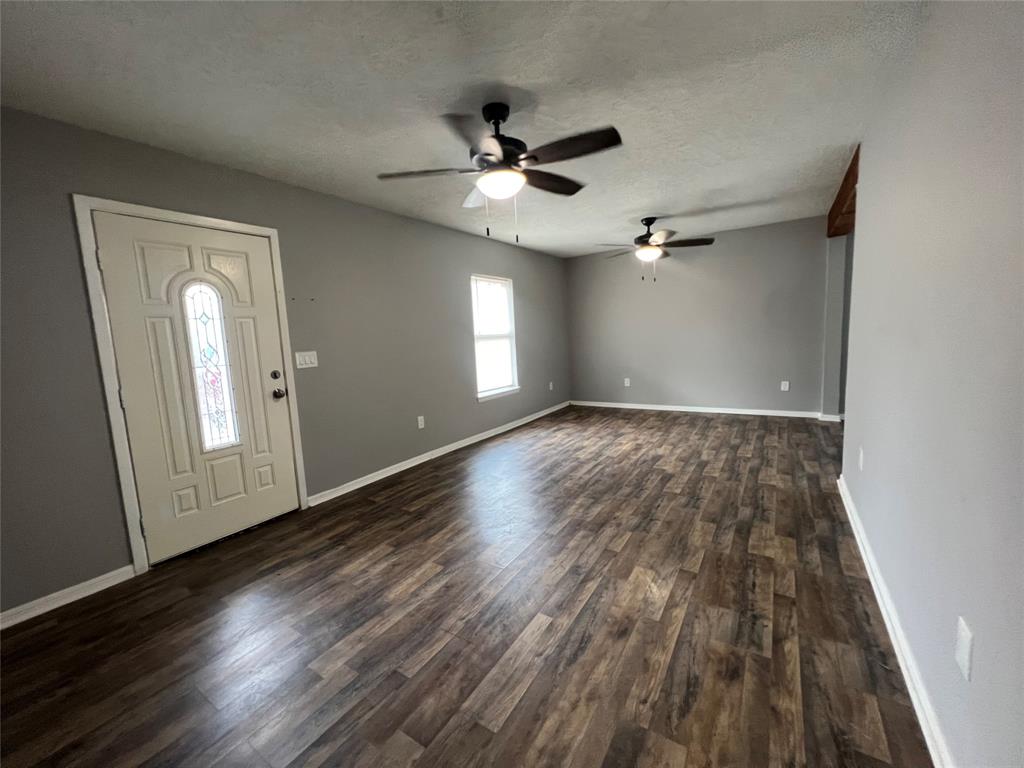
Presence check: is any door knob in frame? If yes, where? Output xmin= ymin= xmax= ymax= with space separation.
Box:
xmin=272 ymin=388 xmax=287 ymax=400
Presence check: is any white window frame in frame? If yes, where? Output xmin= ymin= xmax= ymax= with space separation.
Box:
xmin=470 ymin=274 xmax=520 ymax=401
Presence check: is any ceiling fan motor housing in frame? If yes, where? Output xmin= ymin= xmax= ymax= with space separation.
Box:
xmin=470 ymin=135 xmax=527 ymax=166
xmin=501 ymin=136 xmax=528 ymax=158
xmin=634 ymin=216 xmax=658 ymax=245
xmin=472 ymin=103 xmax=528 ymax=166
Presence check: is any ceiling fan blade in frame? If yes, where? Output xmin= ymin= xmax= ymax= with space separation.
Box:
xmin=522 ymin=169 xmax=584 ymax=196
xmin=378 ymin=168 xmax=481 ymax=180
xmin=442 ymin=113 xmax=504 ymax=160
xmin=661 ymin=237 xmax=716 ymax=248
xmin=595 ymin=243 xmax=630 ymax=247
xmin=604 ymin=250 xmax=632 ymax=260
xmin=462 ymin=186 xmax=486 ymax=208
xmin=520 ymin=127 xmax=622 ymax=166
xmin=649 ymin=229 xmax=677 ymax=246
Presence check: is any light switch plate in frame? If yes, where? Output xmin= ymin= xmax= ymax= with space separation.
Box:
xmin=295 ymin=351 xmax=318 ymax=369
xmin=624 ymin=377 xmax=631 ymax=387
xmin=780 ymin=380 xmax=790 ymax=392
xmin=549 ymin=381 xmax=554 ymax=391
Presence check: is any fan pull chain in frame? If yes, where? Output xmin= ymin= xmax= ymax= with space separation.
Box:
xmin=653 ymin=259 xmax=657 ymax=283
xmin=514 ymin=195 xmax=520 ymax=244
xmin=485 ymin=195 xmax=491 ymax=238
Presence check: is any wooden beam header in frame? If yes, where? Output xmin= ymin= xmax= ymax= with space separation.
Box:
xmin=827 ymin=145 xmax=859 ymax=237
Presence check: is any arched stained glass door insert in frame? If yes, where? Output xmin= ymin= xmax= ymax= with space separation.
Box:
xmin=183 ymin=282 xmax=240 ymax=451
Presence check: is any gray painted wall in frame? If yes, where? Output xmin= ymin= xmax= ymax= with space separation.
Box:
xmin=843 ymin=4 xmax=1023 ymax=766
xmin=839 ymin=232 xmax=854 ymax=414
xmin=1 ymin=108 xmax=570 ymax=610
xmin=820 ymin=235 xmax=848 ymax=417
xmin=567 ymin=217 xmax=829 ymax=413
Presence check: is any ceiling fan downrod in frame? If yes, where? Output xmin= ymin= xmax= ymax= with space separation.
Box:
xmin=481 ymin=102 xmax=510 ymax=136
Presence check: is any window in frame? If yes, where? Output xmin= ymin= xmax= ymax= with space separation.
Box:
xmin=471 ymin=275 xmax=519 ymax=400
xmin=183 ymin=282 xmax=240 ymax=451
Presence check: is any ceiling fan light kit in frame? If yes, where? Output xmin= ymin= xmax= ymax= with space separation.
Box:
xmin=475 ymin=168 xmax=526 ymax=200
xmin=634 ymin=244 xmax=662 ymax=262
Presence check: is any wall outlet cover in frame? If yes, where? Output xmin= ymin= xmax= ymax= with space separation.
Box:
xmin=955 ymin=616 xmax=973 ymax=681
xmin=624 ymin=377 xmax=631 ymax=387
xmin=417 ymin=415 xmax=425 ymax=430
xmin=858 ymin=446 xmax=864 ymax=472
xmin=295 ymin=350 xmax=318 ymax=369
xmin=549 ymin=381 xmax=554 ymax=391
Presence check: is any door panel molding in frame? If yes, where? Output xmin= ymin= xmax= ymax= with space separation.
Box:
xmin=236 ymin=316 xmax=273 ymax=458
xmin=205 ymin=453 xmax=247 ymax=505
xmin=74 ymin=195 xmax=308 ymax=575
xmin=144 ymin=316 xmax=195 ymax=478
xmin=172 ymin=486 xmax=201 ymax=518
xmin=134 ymin=240 xmax=193 ymax=304
xmin=203 ymin=247 xmax=254 ymax=306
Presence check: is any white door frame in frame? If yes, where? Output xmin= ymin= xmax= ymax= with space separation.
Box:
xmin=73 ymin=195 xmax=309 ymax=574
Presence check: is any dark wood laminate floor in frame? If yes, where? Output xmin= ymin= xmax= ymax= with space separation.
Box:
xmin=1 ymin=406 xmax=931 ymax=768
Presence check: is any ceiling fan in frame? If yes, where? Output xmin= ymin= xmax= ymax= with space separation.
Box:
xmin=377 ymin=102 xmax=622 ymax=208
xmin=600 ymin=217 xmax=715 ymax=261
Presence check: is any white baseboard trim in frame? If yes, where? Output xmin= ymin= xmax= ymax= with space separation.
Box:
xmin=308 ymin=401 xmax=571 ymax=507
xmin=0 ymin=565 xmax=135 ymax=630
xmin=570 ymin=400 xmax=837 ymax=421
xmin=818 ymin=412 xmax=844 ymax=422
xmin=837 ymin=476 xmax=954 ymax=768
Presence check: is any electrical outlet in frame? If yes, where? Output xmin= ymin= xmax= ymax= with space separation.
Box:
xmin=624 ymin=377 xmax=631 ymax=388
xmin=549 ymin=381 xmax=554 ymax=391
xmin=955 ymin=616 xmax=973 ymax=681
xmin=295 ymin=350 xmax=318 ymax=369
xmin=417 ymin=415 xmax=425 ymax=430
xmin=858 ymin=446 xmax=864 ymax=472
xmin=780 ymin=380 xmax=790 ymax=392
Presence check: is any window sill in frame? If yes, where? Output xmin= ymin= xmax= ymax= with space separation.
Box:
xmin=477 ymin=386 xmax=520 ymax=402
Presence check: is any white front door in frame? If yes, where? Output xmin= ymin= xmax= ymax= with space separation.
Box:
xmin=94 ymin=212 xmax=299 ymax=562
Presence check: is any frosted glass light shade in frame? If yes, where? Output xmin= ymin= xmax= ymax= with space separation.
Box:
xmin=476 ymin=169 xmax=526 ymax=199
xmin=635 ymin=245 xmax=662 ymax=262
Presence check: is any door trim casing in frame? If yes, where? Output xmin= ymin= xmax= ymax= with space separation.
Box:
xmin=73 ymin=195 xmax=309 ymax=575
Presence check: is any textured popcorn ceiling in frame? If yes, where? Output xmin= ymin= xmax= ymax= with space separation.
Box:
xmin=1 ymin=2 xmax=923 ymax=257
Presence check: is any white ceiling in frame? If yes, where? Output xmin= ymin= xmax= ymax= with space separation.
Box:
xmin=1 ymin=2 xmax=923 ymax=257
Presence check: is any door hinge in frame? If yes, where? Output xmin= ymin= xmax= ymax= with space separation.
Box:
xmin=118 ymin=388 xmax=126 ymax=410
